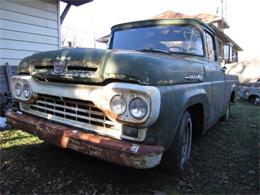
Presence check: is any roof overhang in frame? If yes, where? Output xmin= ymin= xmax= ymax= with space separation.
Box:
xmin=209 ymin=24 xmax=243 ymax=51
xmin=60 ymin=0 xmax=93 ymax=6
xmin=60 ymin=0 xmax=93 ymax=24
xmin=96 ymin=34 xmax=110 ymax=43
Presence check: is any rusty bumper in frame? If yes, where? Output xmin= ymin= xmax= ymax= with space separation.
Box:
xmin=6 ymin=111 xmax=164 ymax=169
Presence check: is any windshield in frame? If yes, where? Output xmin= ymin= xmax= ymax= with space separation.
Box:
xmin=110 ymin=25 xmax=204 ymax=56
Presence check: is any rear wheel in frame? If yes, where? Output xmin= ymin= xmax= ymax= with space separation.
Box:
xmin=254 ymin=97 xmax=260 ymax=105
xmin=161 ymin=111 xmax=192 ymax=173
xmin=249 ymin=96 xmax=259 ymax=105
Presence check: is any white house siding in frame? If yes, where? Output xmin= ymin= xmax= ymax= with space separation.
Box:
xmin=0 ymin=0 xmax=60 ymax=92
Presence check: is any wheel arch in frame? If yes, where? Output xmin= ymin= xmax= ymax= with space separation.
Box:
xmin=160 ymin=90 xmax=208 ymax=172
xmin=158 ymin=88 xmax=209 ymax=151
xmin=248 ymin=94 xmax=259 ymax=104
xmin=186 ymin=103 xmax=204 ymax=136
xmin=248 ymin=94 xmax=259 ymax=100
xmin=183 ymin=90 xmax=209 ymax=134
xmin=230 ymin=90 xmax=236 ymax=103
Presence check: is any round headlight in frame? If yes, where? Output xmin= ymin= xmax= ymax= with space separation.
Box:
xmin=244 ymin=90 xmax=249 ymax=97
xmin=15 ymin=83 xmax=22 ymax=97
xmin=129 ymin=97 xmax=148 ymax=119
xmin=110 ymin=95 xmax=127 ymax=115
xmin=23 ymin=83 xmax=32 ymax=99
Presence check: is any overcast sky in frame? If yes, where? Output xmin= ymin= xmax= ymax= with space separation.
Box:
xmin=61 ymin=0 xmax=260 ymax=60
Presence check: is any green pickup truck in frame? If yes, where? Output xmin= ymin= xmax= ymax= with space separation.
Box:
xmin=7 ymin=19 xmax=238 ymax=172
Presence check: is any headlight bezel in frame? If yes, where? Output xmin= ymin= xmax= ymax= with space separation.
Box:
xmin=101 ymin=82 xmax=160 ymax=127
xmin=12 ymin=78 xmax=33 ymax=101
xmin=108 ymin=90 xmax=151 ymax=124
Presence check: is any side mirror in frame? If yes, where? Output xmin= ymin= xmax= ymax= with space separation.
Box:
xmin=221 ymin=66 xmax=227 ymax=72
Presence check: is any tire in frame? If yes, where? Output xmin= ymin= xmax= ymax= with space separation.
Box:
xmin=220 ymin=102 xmax=230 ymax=121
xmin=161 ymin=111 xmax=193 ymax=173
xmin=254 ymin=97 xmax=260 ymax=105
xmin=249 ymin=96 xmax=260 ymax=105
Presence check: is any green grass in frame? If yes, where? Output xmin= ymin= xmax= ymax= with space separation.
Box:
xmin=0 ymin=130 xmax=42 ymax=149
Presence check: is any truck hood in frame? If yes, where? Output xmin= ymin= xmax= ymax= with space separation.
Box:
xmin=21 ymin=48 xmax=206 ymax=85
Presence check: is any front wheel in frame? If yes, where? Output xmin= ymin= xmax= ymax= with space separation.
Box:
xmin=161 ymin=111 xmax=193 ymax=173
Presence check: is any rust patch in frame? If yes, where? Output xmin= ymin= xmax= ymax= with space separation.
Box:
xmin=6 ymin=111 xmax=164 ymax=169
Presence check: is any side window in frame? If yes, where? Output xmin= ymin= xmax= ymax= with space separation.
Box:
xmin=205 ymin=32 xmax=216 ymax=61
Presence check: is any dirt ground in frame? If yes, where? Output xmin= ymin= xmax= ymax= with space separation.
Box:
xmin=0 ymin=101 xmax=259 ymax=194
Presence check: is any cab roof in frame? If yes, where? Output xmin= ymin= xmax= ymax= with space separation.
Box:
xmin=111 ymin=18 xmax=215 ymax=35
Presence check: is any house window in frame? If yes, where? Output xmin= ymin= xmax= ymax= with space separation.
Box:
xmin=224 ymin=44 xmax=230 ymax=62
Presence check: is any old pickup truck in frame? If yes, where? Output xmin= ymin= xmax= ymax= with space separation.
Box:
xmin=7 ymin=19 xmax=238 ymax=172
xmin=239 ymin=81 xmax=260 ymax=105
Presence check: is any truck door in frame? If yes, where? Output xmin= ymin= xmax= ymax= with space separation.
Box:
xmin=204 ymin=31 xmax=225 ymax=124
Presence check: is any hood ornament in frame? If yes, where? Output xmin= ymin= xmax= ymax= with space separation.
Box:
xmin=53 ymin=61 xmax=66 ymax=74
xmin=53 ymin=56 xmax=71 ymax=74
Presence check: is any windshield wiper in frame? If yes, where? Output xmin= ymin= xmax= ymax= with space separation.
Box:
xmin=137 ymin=48 xmax=171 ymax=55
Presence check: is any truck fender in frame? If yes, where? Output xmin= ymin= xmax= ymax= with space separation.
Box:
xmin=163 ymin=88 xmax=209 ymax=150
xmin=225 ymin=83 xmax=238 ymax=106
xmin=182 ymin=89 xmax=209 ymax=132
xmin=155 ymin=88 xmax=209 ymax=149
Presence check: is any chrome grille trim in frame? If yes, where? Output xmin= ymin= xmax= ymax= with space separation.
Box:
xmin=20 ymin=94 xmax=122 ymax=139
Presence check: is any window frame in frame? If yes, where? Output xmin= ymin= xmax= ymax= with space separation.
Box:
xmin=109 ymin=24 xmax=205 ymax=57
xmin=204 ymin=31 xmax=218 ymax=62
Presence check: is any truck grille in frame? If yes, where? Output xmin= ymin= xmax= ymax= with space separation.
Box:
xmin=21 ymin=94 xmax=119 ymax=131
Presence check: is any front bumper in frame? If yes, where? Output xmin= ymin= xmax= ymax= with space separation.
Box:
xmin=6 ymin=111 xmax=164 ymax=169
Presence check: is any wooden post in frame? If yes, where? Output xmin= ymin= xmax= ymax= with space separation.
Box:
xmin=4 ymin=62 xmax=13 ymax=93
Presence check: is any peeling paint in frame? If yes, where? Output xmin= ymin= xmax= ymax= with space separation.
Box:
xmin=157 ymin=80 xmax=176 ymax=85
xmin=6 ymin=111 xmax=164 ymax=169
xmin=130 ymin=145 xmax=140 ymax=153
xmin=18 ymin=47 xmax=206 ymax=86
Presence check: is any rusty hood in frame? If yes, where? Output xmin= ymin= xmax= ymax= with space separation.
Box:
xmin=19 ymin=48 xmax=205 ymax=85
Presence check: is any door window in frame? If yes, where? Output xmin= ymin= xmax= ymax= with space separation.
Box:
xmin=205 ymin=32 xmax=216 ymax=61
